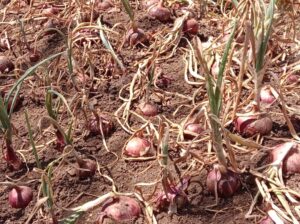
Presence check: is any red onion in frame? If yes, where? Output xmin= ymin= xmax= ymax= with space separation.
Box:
xmin=8 ymin=186 xmax=33 ymax=209
xmin=29 ymin=51 xmax=41 ymax=63
xmin=87 ymin=114 xmax=114 ymax=137
xmin=126 ymin=28 xmax=148 ymax=46
xmin=97 ymin=0 xmax=113 ymax=10
xmin=0 ymin=38 xmax=9 ymax=51
xmin=154 ymin=177 xmax=189 ymax=213
xmin=234 ymin=115 xmax=273 ymax=137
xmin=148 ymin=2 xmax=171 ymax=23
xmin=3 ymin=142 xmax=23 ymax=170
xmin=77 ymin=158 xmax=97 ymax=179
xmin=269 ymin=142 xmax=300 ymax=174
xmin=287 ymin=74 xmax=299 ymax=84
xmin=206 ymin=166 xmax=240 ymax=198
xmin=124 ymin=137 xmax=151 ymax=157
xmin=1 ymin=87 xmax=22 ymax=113
xmin=155 ymin=74 xmax=172 ymax=88
xmin=138 ymin=102 xmax=158 ymax=117
xmin=260 ymin=86 xmax=277 ymax=104
xmin=55 ymin=130 xmax=66 ymax=151
xmin=98 ymin=196 xmax=141 ymax=223
xmin=183 ymin=18 xmax=198 ymax=35
xmin=183 ymin=123 xmax=204 ymax=140
xmin=0 ymin=55 xmax=14 ymax=73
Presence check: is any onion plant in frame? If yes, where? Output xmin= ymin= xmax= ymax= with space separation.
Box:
xmin=45 ymin=89 xmax=73 ymax=151
xmin=25 ymin=110 xmax=57 ymax=223
xmin=194 ymin=20 xmax=237 ymax=170
xmin=194 ymin=20 xmax=238 ymax=199
xmin=0 ymin=95 xmax=22 ymax=170
xmin=120 ymin=0 xmax=148 ymax=46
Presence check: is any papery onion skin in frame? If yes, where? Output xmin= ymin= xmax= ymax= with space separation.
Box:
xmin=125 ymin=137 xmax=151 ymax=157
xmin=245 ymin=116 xmax=273 ymax=136
xmin=148 ymin=5 xmax=171 ymax=23
xmin=183 ymin=123 xmax=204 ymax=140
xmin=234 ymin=115 xmax=257 ymax=134
xmin=138 ymin=102 xmax=158 ymax=117
xmin=99 ymin=196 xmax=141 ymax=222
xmin=206 ymin=168 xmax=240 ymax=198
xmin=270 ymin=142 xmax=300 ymax=174
xmin=234 ymin=115 xmax=273 ymax=137
xmin=260 ymin=87 xmax=276 ymax=104
xmin=8 ymin=186 xmax=33 ymax=209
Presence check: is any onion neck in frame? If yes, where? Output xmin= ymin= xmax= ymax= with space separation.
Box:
xmin=4 ymin=139 xmax=22 ymax=170
xmin=131 ymin=21 xmax=138 ymax=33
xmin=210 ymin=118 xmax=228 ymax=172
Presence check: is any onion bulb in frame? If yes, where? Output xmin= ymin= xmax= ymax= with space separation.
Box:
xmin=287 ymin=74 xmax=299 ymax=84
xmin=8 ymin=186 xmax=33 ymax=209
xmin=98 ymin=196 xmax=141 ymax=223
xmin=77 ymin=158 xmax=97 ymax=179
xmin=206 ymin=166 xmax=240 ymax=198
xmin=124 ymin=137 xmax=151 ymax=157
xmin=183 ymin=18 xmax=198 ymax=35
xmin=148 ymin=1 xmax=171 ymax=23
xmin=0 ymin=38 xmax=9 ymax=51
xmin=260 ymin=86 xmax=278 ymax=105
xmin=0 ymin=55 xmax=14 ymax=73
xmin=138 ymin=102 xmax=158 ymax=117
xmin=29 ymin=51 xmax=41 ymax=63
xmin=234 ymin=115 xmax=273 ymax=137
xmin=269 ymin=142 xmax=300 ymax=175
xmin=183 ymin=123 xmax=204 ymax=140
xmin=87 ymin=114 xmax=114 ymax=137
xmin=126 ymin=28 xmax=148 ymax=46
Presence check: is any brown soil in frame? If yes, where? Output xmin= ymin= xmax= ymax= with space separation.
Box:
xmin=1 ymin=1 xmax=300 ymax=224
